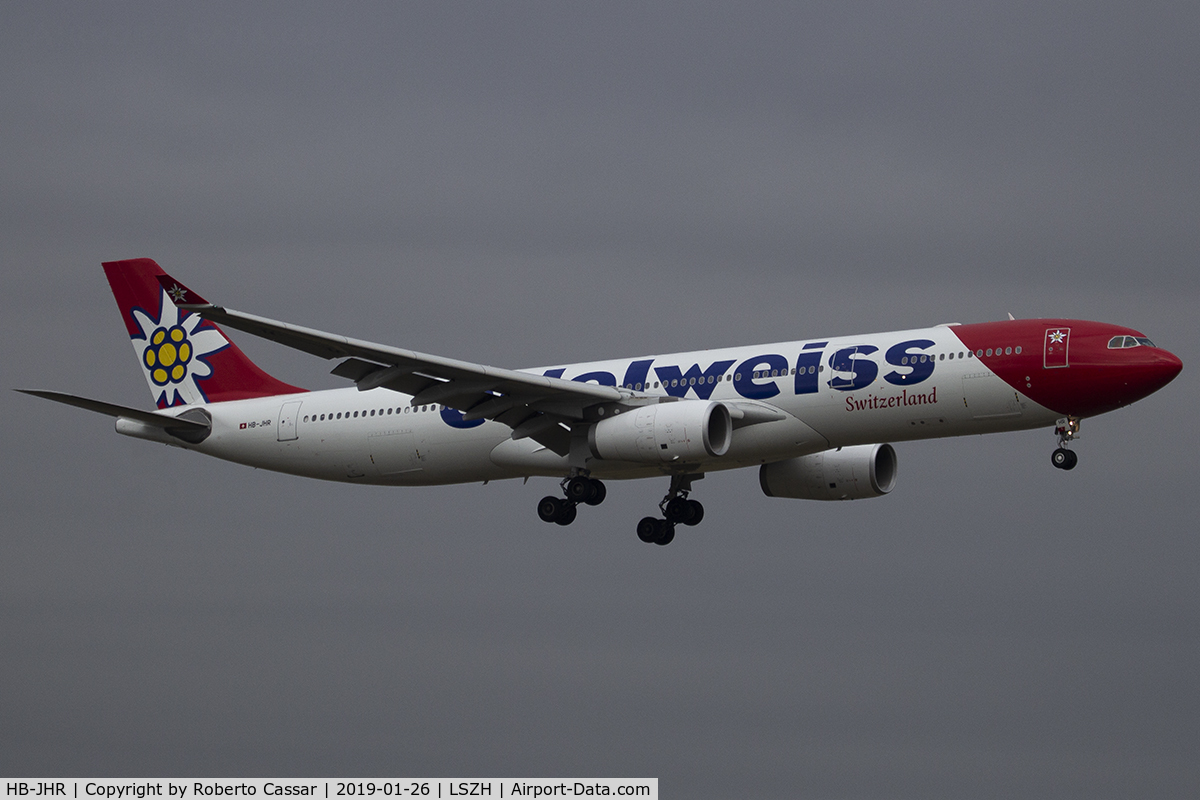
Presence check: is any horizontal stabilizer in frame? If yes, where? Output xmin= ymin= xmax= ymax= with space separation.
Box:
xmin=17 ymin=389 xmax=211 ymax=442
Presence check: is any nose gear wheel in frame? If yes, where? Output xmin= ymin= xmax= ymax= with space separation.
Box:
xmin=1051 ymin=448 xmax=1078 ymax=470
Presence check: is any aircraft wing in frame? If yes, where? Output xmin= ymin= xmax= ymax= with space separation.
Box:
xmin=156 ymin=273 xmax=627 ymax=455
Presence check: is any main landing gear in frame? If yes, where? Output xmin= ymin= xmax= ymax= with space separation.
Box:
xmin=637 ymin=474 xmax=705 ymax=546
xmin=537 ymin=474 xmax=607 ymax=526
xmin=1051 ymin=416 xmax=1081 ymax=471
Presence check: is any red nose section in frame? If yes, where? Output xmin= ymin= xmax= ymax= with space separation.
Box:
xmin=953 ymin=319 xmax=1182 ymax=417
xmin=1138 ymin=348 xmax=1184 ymax=395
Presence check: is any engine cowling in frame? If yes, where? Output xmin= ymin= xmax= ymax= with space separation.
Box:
xmin=588 ymin=400 xmax=732 ymax=463
xmin=759 ymin=443 xmax=897 ymax=501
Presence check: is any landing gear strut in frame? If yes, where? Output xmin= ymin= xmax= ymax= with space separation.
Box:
xmin=537 ymin=473 xmax=606 ymax=526
xmin=636 ymin=474 xmax=704 ymax=546
xmin=1051 ymin=416 xmax=1080 ymax=471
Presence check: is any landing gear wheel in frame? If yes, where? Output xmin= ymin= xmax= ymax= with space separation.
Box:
xmin=537 ymin=496 xmax=563 ymax=523
xmin=637 ymin=517 xmax=661 ymax=543
xmin=655 ymin=523 xmax=676 ymax=546
xmin=683 ymin=499 xmax=704 ymax=526
xmin=1051 ymin=448 xmax=1078 ymax=470
xmin=555 ymin=502 xmax=577 ymax=526
xmin=565 ymin=476 xmax=593 ymax=503
xmin=664 ymin=497 xmax=692 ymax=524
xmin=583 ymin=479 xmax=607 ymax=506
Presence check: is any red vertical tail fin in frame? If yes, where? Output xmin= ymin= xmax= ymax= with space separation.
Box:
xmin=102 ymin=259 xmax=306 ymax=408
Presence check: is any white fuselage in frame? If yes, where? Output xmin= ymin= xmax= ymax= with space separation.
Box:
xmin=154 ymin=325 xmax=1057 ymax=486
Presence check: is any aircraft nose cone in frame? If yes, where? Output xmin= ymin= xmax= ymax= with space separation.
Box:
xmin=1156 ymin=349 xmax=1184 ymax=386
xmin=1126 ymin=348 xmax=1183 ymax=403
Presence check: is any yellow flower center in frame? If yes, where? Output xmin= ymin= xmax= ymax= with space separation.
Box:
xmin=143 ymin=325 xmax=193 ymax=386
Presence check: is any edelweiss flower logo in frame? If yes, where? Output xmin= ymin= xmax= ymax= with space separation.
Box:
xmin=130 ymin=289 xmax=228 ymax=406
xmin=144 ymin=325 xmax=192 ymax=386
xmin=1049 ymin=330 xmax=1066 ymax=344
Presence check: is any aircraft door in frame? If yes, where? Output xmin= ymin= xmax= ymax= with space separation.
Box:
xmin=1044 ymin=327 xmax=1071 ymax=369
xmin=277 ymin=400 xmax=302 ymax=441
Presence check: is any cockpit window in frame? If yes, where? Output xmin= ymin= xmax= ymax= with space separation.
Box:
xmin=1108 ymin=335 xmax=1157 ymax=349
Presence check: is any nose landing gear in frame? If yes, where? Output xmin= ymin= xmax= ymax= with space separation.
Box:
xmin=1051 ymin=416 xmax=1081 ymax=470
xmin=1051 ymin=448 xmax=1078 ymax=470
xmin=636 ymin=474 xmax=705 ymax=545
xmin=537 ymin=474 xmax=606 ymax=527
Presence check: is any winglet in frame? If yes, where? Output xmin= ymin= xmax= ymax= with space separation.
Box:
xmin=155 ymin=273 xmax=211 ymax=308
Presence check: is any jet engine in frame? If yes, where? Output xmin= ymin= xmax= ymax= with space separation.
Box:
xmin=759 ymin=443 xmax=897 ymax=501
xmin=588 ymin=400 xmax=732 ymax=463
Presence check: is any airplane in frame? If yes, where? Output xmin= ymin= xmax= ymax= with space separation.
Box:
xmin=20 ymin=258 xmax=1183 ymax=545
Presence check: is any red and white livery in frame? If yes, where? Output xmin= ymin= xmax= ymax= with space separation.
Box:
xmin=22 ymin=259 xmax=1183 ymax=545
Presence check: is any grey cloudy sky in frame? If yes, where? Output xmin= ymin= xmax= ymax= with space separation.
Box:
xmin=3 ymin=2 xmax=1198 ymax=796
